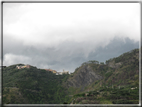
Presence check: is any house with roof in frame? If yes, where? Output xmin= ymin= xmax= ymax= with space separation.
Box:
xmin=16 ymin=64 xmax=30 ymax=69
xmin=45 ymin=69 xmax=57 ymax=74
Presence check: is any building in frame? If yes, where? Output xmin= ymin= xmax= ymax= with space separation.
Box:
xmin=56 ymin=72 xmax=59 ymax=75
xmin=16 ymin=66 xmax=21 ymax=69
xmin=55 ymin=70 xmax=69 ymax=75
xmin=25 ymin=65 xmax=30 ymax=68
xmin=16 ymin=64 xmax=30 ymax=69
xmin=62 ymin=69 xmax=69 ymax=74
xmin=21 ymin=66 xmax=26 ymax=69
xmin=45 ymin=69 xmax=52 ymax=72
xmin=45 ymin=69 xmax=57 ymax=74
xmin=52 ymin=70 xmax=57 ymax=74
xmin=56 ymin=72 xmax=63 ymax=75
xmin=58 ymin=72 xmax=63 ymax=75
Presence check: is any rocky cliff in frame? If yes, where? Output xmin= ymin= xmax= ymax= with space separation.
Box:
xmin=2 ymin=48 xmax=139 ymax=104
xmin=65 ymin=48 xmax=139 ymax=93
xmin=66 ymin=64 xmax=103 ymax=90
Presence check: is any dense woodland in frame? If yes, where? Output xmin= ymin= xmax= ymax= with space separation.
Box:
xmin=2 ymin=48 xmax=140 ymax=104
xmin=3 ymin=65 xmax=70 ymax=104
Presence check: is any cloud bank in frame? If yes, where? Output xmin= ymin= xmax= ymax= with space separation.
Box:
xmin=3 ymin=3 xmax=140 ymax=72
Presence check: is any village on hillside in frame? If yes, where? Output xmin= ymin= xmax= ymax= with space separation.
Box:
xmin=44 ymin=69 xmax=69 ymax=75
xmin=16 ymin=65 xmax=30 ymax=69
xmin=16 ymin=64 xmax=69 ymax=75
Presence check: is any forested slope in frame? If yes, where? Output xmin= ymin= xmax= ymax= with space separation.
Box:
xmin=3 ymin=65 xmax=70 ymax=104
xmin=67 ymin=48 xmax=139 ymax=104
xmin=2 ymin=48 xmax=140 ymax=104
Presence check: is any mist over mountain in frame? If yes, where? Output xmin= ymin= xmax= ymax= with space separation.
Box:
xmin=2 ymin=3 xmax=140 ymax=105
xmin=2 ymin=47 xmax=140 ymax=104
xmin=3 ymin=36 xmax=139 ymax=73
xmin=87 ymin=37 xmax=139 ymax=63
xmin=3 ymin=3 xmax=140 ymax=73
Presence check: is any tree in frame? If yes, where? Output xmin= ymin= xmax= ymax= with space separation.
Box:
xmin=100 ymin=62 xmax=104 ymax=65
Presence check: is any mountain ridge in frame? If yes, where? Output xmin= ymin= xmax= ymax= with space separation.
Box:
xmin=63 ymin=48 xmax=139 ymax=95
xmin=2 ymin=47 xmax=140 ymax=104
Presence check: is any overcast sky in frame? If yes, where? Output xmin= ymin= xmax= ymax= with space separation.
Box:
xmin=2 ymin=3 xmax=140 ymax=73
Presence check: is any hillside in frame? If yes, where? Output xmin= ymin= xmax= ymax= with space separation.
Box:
xmin=65 ymin=48 xmax=139 ymax=104
xmin=3 ymin=65 xmax=70 ymax=104
xmin=2 ymin=48 xmax=140 ymax=104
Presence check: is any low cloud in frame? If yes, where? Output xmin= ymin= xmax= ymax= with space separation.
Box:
xmin=3 ymin=3 xmax=140 ymax=48
xmin=3 ymin=36 xmax=139 ymax=73
xmin=3 ymin=3 xmax=140 ymax=72
xmin=4 ymin=53 xmax=31 ymax=66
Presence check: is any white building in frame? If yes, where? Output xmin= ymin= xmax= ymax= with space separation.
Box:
xmin=62 ymin=69 xmax=69 ymax=74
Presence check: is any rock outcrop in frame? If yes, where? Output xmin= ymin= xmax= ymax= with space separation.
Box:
xmin=66 ymin=64 xmax=103 ymax=89
xmin=107 ymin=61 xmax=122 ymax=69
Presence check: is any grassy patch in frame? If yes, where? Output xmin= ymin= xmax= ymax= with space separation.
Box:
xmin=100 ymin=99 xmax=113 ymax=104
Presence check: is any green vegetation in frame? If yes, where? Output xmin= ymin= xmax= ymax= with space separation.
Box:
xmin=2 ymin=48 xmax=139 ymax=104
xmin=3 ymin=66 xmax=70 ymax=104
xmin=72 ymin=85 xmax=139 ymax=104
xmin=67 ymin=48 xmax=139 ymax=104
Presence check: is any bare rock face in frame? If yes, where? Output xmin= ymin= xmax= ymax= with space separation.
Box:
xmin=67 ymin=65 xmax=103 ymax=89
xmin=108 ymin=60 xmax=122 ymax=69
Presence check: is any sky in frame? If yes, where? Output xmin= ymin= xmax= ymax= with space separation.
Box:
xmin=2 ymin=3 xmax=140 ymax=73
